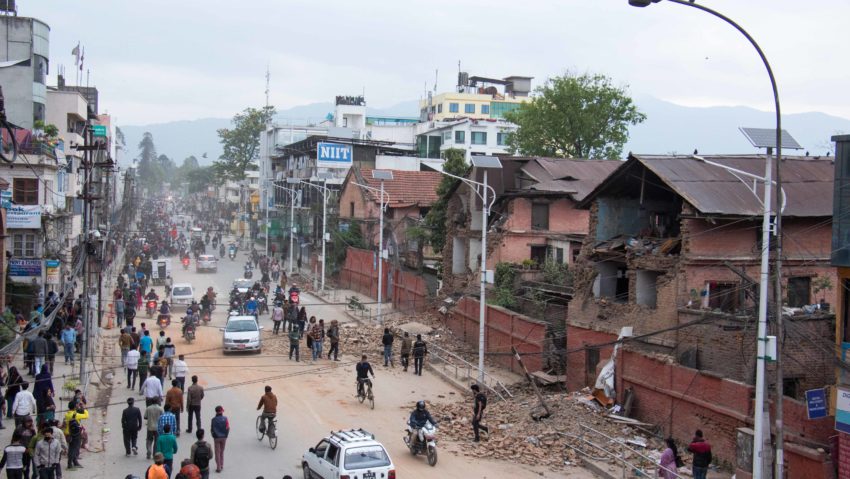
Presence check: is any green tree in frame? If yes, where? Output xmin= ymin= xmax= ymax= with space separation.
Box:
xmin=505 ymin=72 xmax=645 ymax=159
xmin=330 ymin=219 xmax=367 ymax=272
xmin=135 ymin=132 xmax=164 ymax=192
xmin=215 ymin=106 xmax=276 ymax=180
xmin=185 ymin=166 xmax=216 ymax=193
xmin=423 ymin=148 xmax=467 ymax=253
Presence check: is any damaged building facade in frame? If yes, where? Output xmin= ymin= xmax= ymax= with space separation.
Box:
xmin=568 ymin=153 xmax=837 ymax=474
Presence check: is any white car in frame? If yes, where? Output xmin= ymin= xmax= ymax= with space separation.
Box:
xmin=171 ymin=283 xmax=194 ymax=305
xmin=302 ymin=429 xmax=395 ymax=479
xmin=232 ymin=278 xmax=253 ymax=294
xmin=196 ymin=254 xmax=218 ymax=273
xmin=220 ymin=315 xmax=263 ymax=353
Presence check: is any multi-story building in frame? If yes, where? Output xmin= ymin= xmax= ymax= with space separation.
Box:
xmin=416 ymin=73 xmax=532 ymax=162
xmin=831 ymin=134 xmax=850 ymax=478
xmin=0 ymin=14 xmax=49 ymax=130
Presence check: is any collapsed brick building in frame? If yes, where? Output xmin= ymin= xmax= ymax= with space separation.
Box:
xmin=568 ymin=153 xmax=837 ymax=475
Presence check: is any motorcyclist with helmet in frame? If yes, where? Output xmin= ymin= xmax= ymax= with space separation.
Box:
xmin=158 ymin=300 xmax=171 ymax=327
xmin=408 ymin=400 xmax=438 ymax=447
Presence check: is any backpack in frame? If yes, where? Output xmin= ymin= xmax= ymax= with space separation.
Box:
xmin=68 ymin=414 xmax=82 ymax=437
xmin=193 ymin=441 xmax=212 ymax=470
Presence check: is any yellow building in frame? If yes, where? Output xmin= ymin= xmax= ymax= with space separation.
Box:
xmin=419 ymin=75 xmax=533 ymax=121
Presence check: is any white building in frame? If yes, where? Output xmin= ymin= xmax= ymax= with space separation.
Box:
xmin=415 ymin=117 xmax=517 ymax=162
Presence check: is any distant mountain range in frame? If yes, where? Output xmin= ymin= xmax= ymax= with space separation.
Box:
xmin=119 ymin=97 xmax=849 ymax=168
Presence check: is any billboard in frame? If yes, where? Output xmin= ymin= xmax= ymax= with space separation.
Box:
xmin=45 ymin=259 xmax=61 ymax=284
xmin=9 ymin=259 xmax=41 ymax=277
xmin=316 ymin=142 xmax=353 ymax=169
xmin=7 ymin=205 xmax=41 ymax=229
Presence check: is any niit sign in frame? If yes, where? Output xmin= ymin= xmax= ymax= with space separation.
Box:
xmin=316 ymin=142 xmax=353 ymax=169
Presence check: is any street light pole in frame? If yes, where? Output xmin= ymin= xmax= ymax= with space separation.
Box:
xmin=299 ymin=179 xmax=330 ymax=292
xmin=353 ymin=171 xmax=393 ymax=324
xmin=629 ymin=1 xmax=783 ymax=477
xmin=268 ymin=178 xmax=300 ymax=276
xmin=264 ymin=181 xmax=269 ymax=257
xmin=438 ymin=158 xmax=501 ymax=383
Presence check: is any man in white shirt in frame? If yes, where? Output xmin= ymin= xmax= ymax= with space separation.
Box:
xmin=11 ymin=382 xmax=37 ymax=425
xmin=142 ymin=374 xmax=163 ymax=407
xmin=173 ymin=355 xmax=188 ymax=391
xmin=126 ymin=345 xmax=141 ymax=390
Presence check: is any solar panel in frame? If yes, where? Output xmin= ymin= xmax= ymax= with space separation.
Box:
xmin=739 ymin=127 xmax=803 ymax=150
xmin=372 ymin=170 xmax=394 ymax=180
xmin=470 ymin=156 xmax=503 ymax=169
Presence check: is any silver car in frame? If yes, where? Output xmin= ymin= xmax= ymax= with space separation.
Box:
xmin=221 ymin=315 xmax=263 ymax=353
xmin=196 ymin=254 xmax=218 ymax=273
xmin=171 ymin=283 xmax=194 ymax=305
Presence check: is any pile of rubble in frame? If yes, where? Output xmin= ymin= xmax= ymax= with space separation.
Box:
xmin=431 ymin=386 xmax=668 ymax=472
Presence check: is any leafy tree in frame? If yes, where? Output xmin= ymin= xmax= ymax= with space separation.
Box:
xmin=331 ymin=219 xmax=366 ymax=272
xmin=185 ymin=167 xmax=216 ymax=193
xmin=135 ymin=132 xmax=165 ymax=192
xmin=423 ymin=148 xmax=467 ymax=253
xmin=215 ymin=106 xmax=275 ymax=180
xmin=505 ymin=72 xmax=645 ymax=159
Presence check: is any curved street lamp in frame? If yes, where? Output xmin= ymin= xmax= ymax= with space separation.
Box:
xmin=628 ymin=2 xmax=783 ymax=478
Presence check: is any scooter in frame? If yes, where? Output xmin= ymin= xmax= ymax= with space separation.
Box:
xmin=228 ymin=249 xmax=236 ymax=261
xmin=244 ymin=265 xmax=253 ymax=279
xmin=404 ymin=421 xmax=438 ymax=467
xmin=146 ymin=300 xmax=157 ymax=318
xmin=182 ymin=257 xmax=190 ymax=270
xmin=157 ymin=314 xmax=171 ymax=329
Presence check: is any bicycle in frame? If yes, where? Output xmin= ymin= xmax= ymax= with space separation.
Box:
xmin=256 ymin=414 xmax=278 ymax=449
xmin=356 ymin=378 xmax=374 ymax=410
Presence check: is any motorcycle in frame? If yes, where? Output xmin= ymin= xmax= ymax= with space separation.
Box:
xmin=182 ymin=257 xmax=190 ymax=270
xmin=183 ymin=320 xmax=196 ymax=343
xmin=146 ymin=300 xmax=157 ymax=318
xmin=228 ymin=249 xmax=236 ymax=261
xmin=244 ymin=265 xmax=253 ymax=279
xmin=404 ymin=421 xmax=438 ymax=466
xmin=157 ymin=314 xmax=171 ymax=329
xmin=257 ymin=296 xmax=268 ymax=315
xmin=201 ymin=308 xmax=211 ymax=324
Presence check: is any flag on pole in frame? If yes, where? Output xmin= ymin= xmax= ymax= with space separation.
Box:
xmin=71 ymin=43 xmax=80 ymax=65
xmin=79 ymin=47 xmax=84 ymax=71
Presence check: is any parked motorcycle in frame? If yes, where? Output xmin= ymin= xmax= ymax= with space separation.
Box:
xmin=146 ymin=300 xmax=157 ymax=318
xmin=404 ymin=421 xmax=438 ymax=466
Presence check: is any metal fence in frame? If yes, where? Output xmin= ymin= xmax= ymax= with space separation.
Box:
xmin=427 ymin=342 xmax=513 ymax=401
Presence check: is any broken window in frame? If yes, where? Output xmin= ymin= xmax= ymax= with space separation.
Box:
xmin=531 ymin=203 xmax=549 ymax=230
xmin=708 ymin=282 xmax=741 ymax=312
xmin=635 ymin=270 xmax=661 ymax=308
xmin=782 ymin=377 xmax=801 ymax=400
xmin=593 ymin=262 xmax=629 ymax=303
xmin=585 ymin=347 xmax=600 ymax=387
xmin=787 ymin=276 xmax=811 ymax=307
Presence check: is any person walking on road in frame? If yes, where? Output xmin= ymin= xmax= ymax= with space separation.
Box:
xmin=177 ymin=458 xmax=201 ymax=479
xmin=126 ymin=346 xmax=140 ymax=390
xmin=119 ymin=329 xmax=132 ymax=366
xmin=312 ymin=320 xmax=325 ymax=361
xmin=154 ymin=423 xmax=177 ymax=478
xmin=115 ymin=295 xmax=126 ymax=330
xmin=139 ymin=330 xmax=153 ymax=357
xmin=185 ymin=376 xmax=204 ymax=434
xmin=189 ymin=429 xmax=212 ymax=479
xmin=471 ymin=384 xmax=489 ymax=442
xmin=142 ymin=372 xmax=163 ymax=407
xmin=687 ymin=429 xmax=712 ymax=479
xmin=33 ymin=426 xmax=61 ymax=479
xmin=60 ymin=326 xmax=76 ymax=366
xmin=381 ymin=328 xmax=394 ymax=367
xmin=121 ymin=397 xmax=143 ymax=457
xmin=326 ymin=320 xmax=340 ymax=361
xmin=173 ymin=355 xmax=188 ymax=392
xmin=271 ymin=303 xmax=283 ymax=335
xmin=210 ymin=406 xmax=229 ymax=473
xmin=288 ymin=327 xmax=300 ymax=362
xmin=138 ymin=351 xmax=150 ymax=395
xmin=412 ymin=334 xmax=427 ymax=376
xmin=11 ymin=383 xmax=36 ymax=426
xmin=164 ymin=381 xmax=183 ymax=437
xmin=400 ymin=332 xmax=412 ymax=372
xmin=0 ymin=430 xmax=27 ymax=478
xmin=146 ymin=452 xmax=168 ymax=479
xmin=143 ymin=398 xmax=163 ymax=460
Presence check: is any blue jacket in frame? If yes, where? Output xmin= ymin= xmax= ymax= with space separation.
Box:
xmin=211 ymin=415 xmax=229 ymax=439
xmin=61 ymin=328 xmax=76 ymax=345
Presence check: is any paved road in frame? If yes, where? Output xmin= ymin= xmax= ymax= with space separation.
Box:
xmin=88 ymin=235 xmax=584 ymax=479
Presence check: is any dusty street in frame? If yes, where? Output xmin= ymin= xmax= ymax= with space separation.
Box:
xmin=89 ymin=238 xmax=589 ymax=478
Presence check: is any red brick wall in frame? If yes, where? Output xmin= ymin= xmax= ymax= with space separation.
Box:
xmin=339 ymin=247 xmax=388 ymax=300
xmin=839 ymin=432 xmax=850 ymax=479
xmin=391 ymin=268 xmax=430 ymax=313
xmin=566 ymin=322 xmax=836 ymax=473
xmin=446 ymin=297 xmax=547 ymax=374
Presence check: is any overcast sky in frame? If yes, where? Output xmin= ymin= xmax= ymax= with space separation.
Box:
xmin=27 ymin=0 xmax=850 ymax=126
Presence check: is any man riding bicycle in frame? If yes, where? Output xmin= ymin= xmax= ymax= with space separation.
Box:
xmin=356 ymin=354 xmax=375 ymax=397
xmin=257 ymin=385 xmax=278 ymax=438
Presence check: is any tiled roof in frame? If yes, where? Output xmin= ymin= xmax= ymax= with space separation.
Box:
xmin=357 ymin=168 xmax=444 ymax=208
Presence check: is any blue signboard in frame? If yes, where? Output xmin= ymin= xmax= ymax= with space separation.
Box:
xmin=316 ymin=142 xmax=353 ymax=169
xmin=837 ymin=387 xmax=850 ymax=433
xmin=0 ymin=190 xmax=10 ymax=209
xmin=805 ymin=388 xmax=827 ymax=420
xmin=9 ymin=259 xmax=42 ymax=277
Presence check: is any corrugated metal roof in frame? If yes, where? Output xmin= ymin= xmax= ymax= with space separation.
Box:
xmin=623 ymin=154 xmax=833 ymax=217
xmin=503 ymin=157 xmax=621 ymax=201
